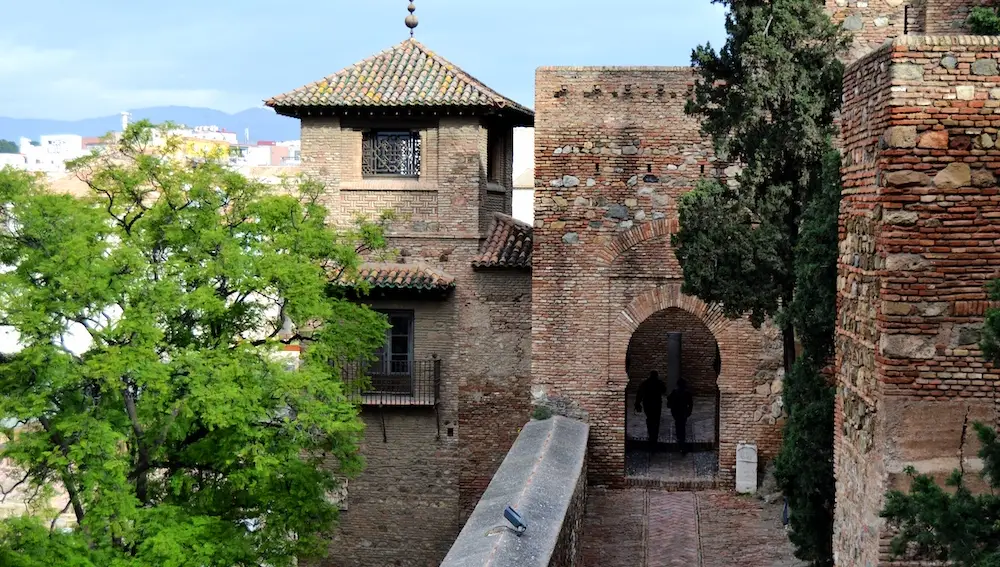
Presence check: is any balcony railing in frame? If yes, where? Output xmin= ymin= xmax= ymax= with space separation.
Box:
xmin=341 ymin=356 xmax=441 ymax=407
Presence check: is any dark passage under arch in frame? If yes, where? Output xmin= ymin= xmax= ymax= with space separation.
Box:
xmin=624 ymin=307 xmax=720 ymax=487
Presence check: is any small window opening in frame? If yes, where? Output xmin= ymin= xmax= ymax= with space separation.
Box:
xmin=487 ymin=128 xmax=504 ymax=183
xmin=362 ymin=131 xmax=421 ymax=177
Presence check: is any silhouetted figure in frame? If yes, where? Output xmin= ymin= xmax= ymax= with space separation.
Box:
xmin=634 ymin=371 xmax=666 ymax=449
xmin=667 ymin=378 xmax=695 ymax=455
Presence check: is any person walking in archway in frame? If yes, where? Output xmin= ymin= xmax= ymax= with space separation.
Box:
xmin=634 ymin=370 xmax=666 ymax=451
xmin=668 ymin=378 xmax=695 ymax=456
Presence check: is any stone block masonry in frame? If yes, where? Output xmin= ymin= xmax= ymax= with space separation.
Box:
xmin=835 ymin=35 xmax=1000 ymax=566
xmin=532 ymin=67 xmax=784 ymax=489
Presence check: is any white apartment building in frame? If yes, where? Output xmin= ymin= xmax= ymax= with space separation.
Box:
xmin=17 ymin=134 xmax=89 ymax=175
xmin=0 ymin=153 xmax=27 ymax=169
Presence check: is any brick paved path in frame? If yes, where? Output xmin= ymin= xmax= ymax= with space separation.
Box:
xmin=583 ymin=489 xmax=804 ymax=567
xmin=646 ymin=492 xmax=699 ymax=567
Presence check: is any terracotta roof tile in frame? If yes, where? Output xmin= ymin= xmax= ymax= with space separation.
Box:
xmin=265 ymin=39 xmax=533 ymax=123
xmin=339 ymin=262 xmax=456 ymax=291
xmin=473 ymin=213 xmax=532 ymax=269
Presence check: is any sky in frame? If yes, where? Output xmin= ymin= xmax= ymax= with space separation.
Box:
xmin=0 ymin=1 xmax=728 ymax=121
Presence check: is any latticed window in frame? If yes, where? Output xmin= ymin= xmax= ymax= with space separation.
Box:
xmin=362 ymin=130 xmax=421 ymax=177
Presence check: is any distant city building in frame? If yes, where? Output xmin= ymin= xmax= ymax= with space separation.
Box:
xmin=0 ymin=120 xmax=302 ymax=181
xmin=16 ymin=134 xmax=89 ymax=175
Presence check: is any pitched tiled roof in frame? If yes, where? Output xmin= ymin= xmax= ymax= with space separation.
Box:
xmin=339 ymin=263 xmax=456 ymax=291
xmin=265 ymin=39 xmax=533 ymax=123
xmin=473 ymin=213 xmax=533 ymax=269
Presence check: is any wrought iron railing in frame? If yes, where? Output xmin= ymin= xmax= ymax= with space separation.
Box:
xmin=341 ymin=356 xmax=440 ymax=406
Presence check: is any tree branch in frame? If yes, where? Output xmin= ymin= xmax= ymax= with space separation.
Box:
xmin=123 ymin=386 xmax=152 ymax=504
xmin=0 ymin=469 xmax=31 ymax=502
xmin=49 ymin=499 xmax=72 ymax=533
xmin=37 ymin=417 xmax=86 ymax=524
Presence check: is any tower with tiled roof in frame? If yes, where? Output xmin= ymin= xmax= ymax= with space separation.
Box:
xmin=266 ymin=36 xmax=533 ymax=237
xmin=264 ymin=11 xmax=535 ymax=567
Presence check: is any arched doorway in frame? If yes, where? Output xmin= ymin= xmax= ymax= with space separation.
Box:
xmin=624 ymin=307 xmax=721 ymax=485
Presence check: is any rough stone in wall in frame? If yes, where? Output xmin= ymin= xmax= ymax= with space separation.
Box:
xmin=532 ymin=66 xmax=784 ymax=488
xmin=834 ymin=35 xmax=1000 ymax=567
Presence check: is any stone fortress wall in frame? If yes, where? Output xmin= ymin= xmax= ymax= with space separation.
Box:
xmin=531 ymin=67 xmax=785 ymax=487
xmin=835 ymin=33 xmax=1000 ymax=566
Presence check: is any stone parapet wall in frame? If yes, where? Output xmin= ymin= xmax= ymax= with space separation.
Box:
xmin=834 ymin=35 xmax=1000 ymax=566
xmin=440 ymin=416 xmax=589 ymax=567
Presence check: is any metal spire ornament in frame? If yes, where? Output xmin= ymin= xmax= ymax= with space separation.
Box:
xmin=405 ymin=2 xmax=419 ymax=37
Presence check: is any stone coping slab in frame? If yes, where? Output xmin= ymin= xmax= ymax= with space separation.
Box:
xmin=440 ymin=416 xmax=589 ymax=567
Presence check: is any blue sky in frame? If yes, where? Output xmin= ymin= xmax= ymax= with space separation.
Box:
xmin=0 ymin=1 xmax=727 ymax=120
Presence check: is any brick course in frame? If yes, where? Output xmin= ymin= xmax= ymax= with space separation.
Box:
xmin=531 ymin=67 xmax=784 ymax=489
xmin=834 ymin=35 xmax=1000 ymax=566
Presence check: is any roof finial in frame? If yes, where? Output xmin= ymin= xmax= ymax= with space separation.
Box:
xmin=405 ymin=2 xmax=418 ymax=37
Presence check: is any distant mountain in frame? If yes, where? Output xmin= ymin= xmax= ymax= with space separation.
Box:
xmin=0 ymin=106 xmax=300 ymax=144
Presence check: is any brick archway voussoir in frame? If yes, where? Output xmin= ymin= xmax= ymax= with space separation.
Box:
xmin=597 ymin=218 xmax=678 ymax=267
xmin=617 ymin=283 xmax=730 ymax=339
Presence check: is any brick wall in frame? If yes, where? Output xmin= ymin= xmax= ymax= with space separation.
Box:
xmin=924 ymin=0 xmax=991 ymax=34
xmin=532 ymin=67 xmax=783 ymax=488
xmin=834 ymin=35 xmax=1000 ymax=566
xmin=826 ymin=0 xmax=911 ymax=65
xmin=300 ymin=108 xmax=531 ymax=565
xmin=457 ymin=269 xmax=533 ymax=517
xmin=326 ymin=409 xmax=460 ymax=567
xmin=627 ymin=307 xmax=720 ymax=397
xmin=301 ymin=116 xmax=515 ymax=238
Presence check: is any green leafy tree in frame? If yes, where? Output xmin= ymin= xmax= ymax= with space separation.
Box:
xmin=773 ymin=147 xmax=841 ymax=566
xmin=880 ymin=283 xmax=1000 ymax=566
xmin=0 ymin=139 xmax=18 ymax=154
xmin=0 ymin=122 xmax=391 ymax=566
xmin=969 ymin=2 xmax=1000 ymax=35
xmin=675 ymin=0 xmax=847 ymax=372
xmin=674 ymin=2 xmax=847 ymax=564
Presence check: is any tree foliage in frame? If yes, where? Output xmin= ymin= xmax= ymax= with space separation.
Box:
xmin=881 ymin=425 xmax=1000 ymax=566
xmin=969 ymin=3 xmax=1000 ymax=35
xmin=881 ymin=281 xmax=1000 ymax=566
xmin=0 ymin=139 xmax=18 ymax=154
xmin=0 ymin=122 xmax=391 ymax=566
xmin=674 ymin=2 xmax=847 ymax=564
xmin=674 ymin=0 xmax=847 ymax=370
xmin=773 ymin=146 xmax=841 ymax=567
